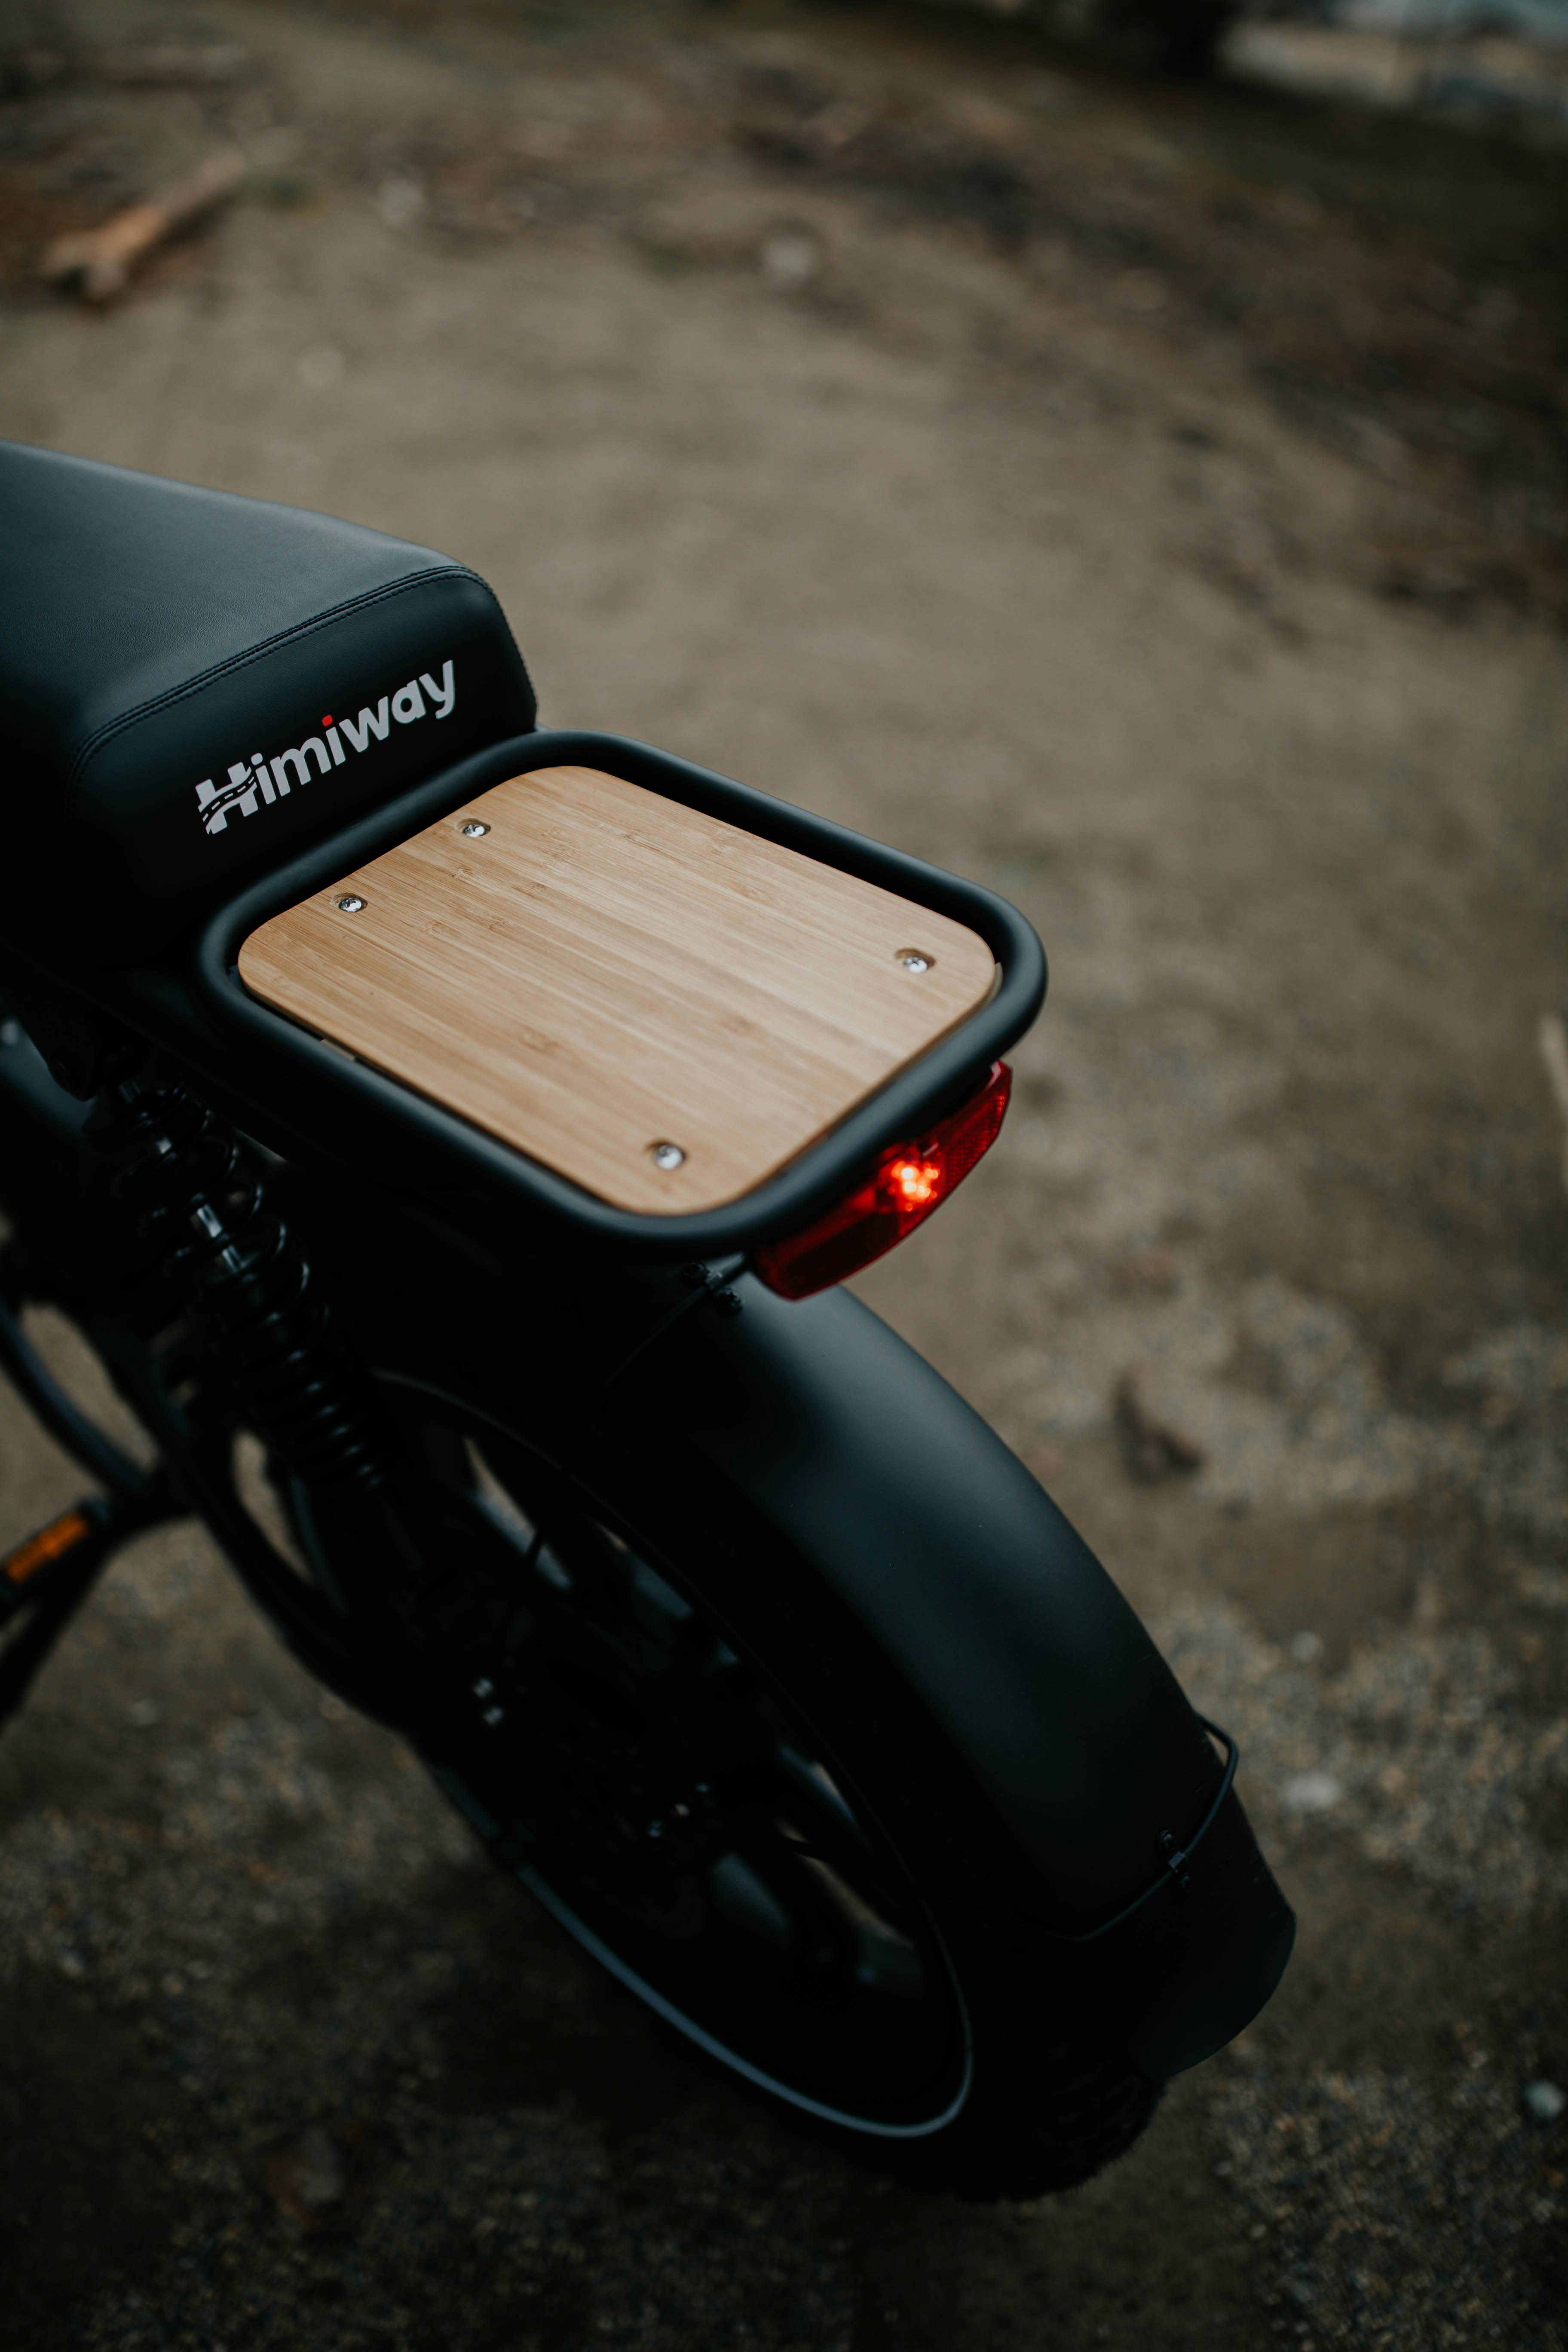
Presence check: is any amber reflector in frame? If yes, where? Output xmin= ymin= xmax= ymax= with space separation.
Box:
xmin=756 ymin=1062 xmax=1012 ymax=1302
xmin=2 ymin=1505 xmax=93 ymax=1586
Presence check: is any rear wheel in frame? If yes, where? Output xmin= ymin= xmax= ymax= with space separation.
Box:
xmin=285 ymin=1377 xmax=1161 ymax=2197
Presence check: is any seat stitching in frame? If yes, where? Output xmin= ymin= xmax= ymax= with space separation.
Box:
xmin=67 ymin=565 xmax=502 ymax=786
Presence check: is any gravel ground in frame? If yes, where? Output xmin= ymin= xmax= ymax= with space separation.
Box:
xmin=1 ymin=2 xmax=1565 ymax=2346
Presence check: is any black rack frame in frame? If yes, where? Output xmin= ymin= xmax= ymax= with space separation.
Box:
xmin=188 ymin=729 xmax=1047 ymax=1261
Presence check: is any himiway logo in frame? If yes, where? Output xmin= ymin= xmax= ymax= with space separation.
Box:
xmin=194 ymin=658 xmax=457 ymax=836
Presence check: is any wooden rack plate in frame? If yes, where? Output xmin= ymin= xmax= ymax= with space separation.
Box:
xmin=237 ymin=764 xmax=998 ymax=1215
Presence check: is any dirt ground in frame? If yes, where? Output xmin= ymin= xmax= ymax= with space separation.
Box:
xmin=2 ymin=2 xmax=1567 ymax=2346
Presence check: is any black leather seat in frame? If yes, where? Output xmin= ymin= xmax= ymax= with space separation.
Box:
xmin=0 ymin=443 xmax=535 ymax=968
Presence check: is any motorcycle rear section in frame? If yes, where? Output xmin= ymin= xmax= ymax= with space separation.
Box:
xmin=304 ymin=1214 xmax=1294 ymax=2188
xmin=0 ymin=443 xmax=1293 ymax=2194
xmin=0 ymin=1008 xmax=1294 ymax=2196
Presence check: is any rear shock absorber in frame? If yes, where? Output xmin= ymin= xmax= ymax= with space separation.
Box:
xmin=89 ymin=1074 xmax=387 ymax=1494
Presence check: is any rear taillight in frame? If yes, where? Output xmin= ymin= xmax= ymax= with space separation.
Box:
xmin=755 ymin=1062 xmax=1013 ymax=1301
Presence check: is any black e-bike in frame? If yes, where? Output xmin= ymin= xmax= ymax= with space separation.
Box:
xmin=0 ymin=441 xmax=1292 ymax=2198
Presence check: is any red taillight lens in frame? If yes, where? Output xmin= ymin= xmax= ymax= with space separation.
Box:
xmin=756 ymin=1062 xmax=1013 ymax=1301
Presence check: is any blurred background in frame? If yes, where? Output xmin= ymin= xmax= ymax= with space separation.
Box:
xmin=1 ymin=1 xmax=1566 ymax=2346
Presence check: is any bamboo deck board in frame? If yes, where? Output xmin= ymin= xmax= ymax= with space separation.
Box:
xmin=237 ymin=764 xmax=997 ymax=1214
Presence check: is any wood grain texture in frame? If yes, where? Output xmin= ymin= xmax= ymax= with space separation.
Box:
xmin=237 ymin=764 xmax=997 ymax=1214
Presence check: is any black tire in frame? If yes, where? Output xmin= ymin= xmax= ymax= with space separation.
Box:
xmin=286 ymin=1373 xmax=1162 ymax=2201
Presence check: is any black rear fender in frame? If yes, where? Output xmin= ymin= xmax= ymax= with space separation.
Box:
xmin=637 ymin=1277 xmax=1294 ymax=2080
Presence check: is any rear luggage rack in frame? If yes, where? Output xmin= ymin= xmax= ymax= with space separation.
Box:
xmin=191 ymin=730 xmax=1046 ymax=1259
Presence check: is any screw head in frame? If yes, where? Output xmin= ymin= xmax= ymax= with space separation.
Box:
xmin=897 ymin=950 xmax=932 ymax=974
xmin=460 ymin=820 xmax=490 ymax=838
xmin=336 ymin=894 xmax=366 ymax=914
xmin=650 ymin=1141 xmax=686 ymax=1172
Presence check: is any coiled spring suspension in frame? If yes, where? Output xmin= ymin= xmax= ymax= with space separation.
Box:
xmin=90 ymin=1075 xmax=388 ymax=1494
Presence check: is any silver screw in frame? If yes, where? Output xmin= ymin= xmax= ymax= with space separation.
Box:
xmin=650 ymin=1141 xmax=686 ymax=1172
xmin=482 ymin=1703 xmax=506 ymax=1727
xmin=473 ymin=1678 xmax=495 ymax=1700
xmin=897 ymin=950 xmax=932 ymax=974
xmin=460 ymin=820 xmax=490 ymax=838
xmin=336 ymin=894 xmax=366 ymax=914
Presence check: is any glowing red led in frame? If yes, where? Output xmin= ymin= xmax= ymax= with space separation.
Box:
xmin=886 ymin=1156 xmax=941 ymax=1209
xmin=756 ymin=1062 xmax=1012 ymax=1302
